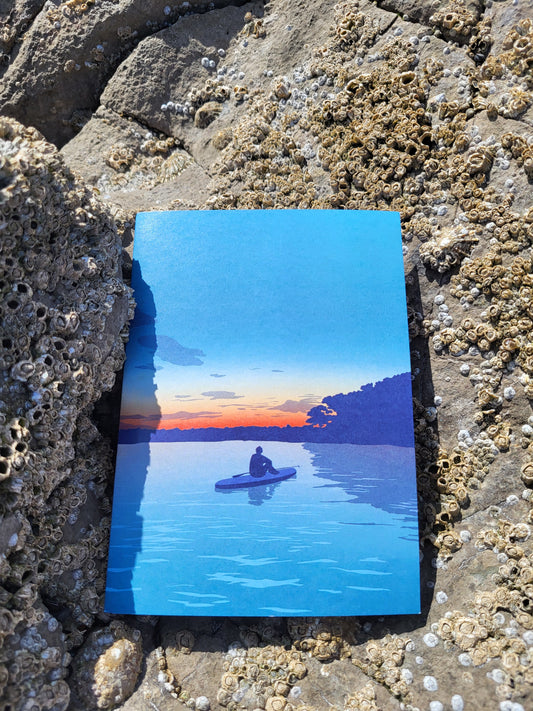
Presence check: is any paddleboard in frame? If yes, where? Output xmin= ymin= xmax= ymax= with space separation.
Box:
xmin=215 ymin=467 xmax=297 ymax=490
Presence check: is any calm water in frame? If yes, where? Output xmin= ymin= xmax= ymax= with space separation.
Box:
xmin=105 ymin=441 xmax=420 ymax=616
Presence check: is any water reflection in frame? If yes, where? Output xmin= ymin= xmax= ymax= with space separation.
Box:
xmin=217 ymin=479 xmax=292 ymax=506
xmin=303 ymin=442 xmax=418 ymax=518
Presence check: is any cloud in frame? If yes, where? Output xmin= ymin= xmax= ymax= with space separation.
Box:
xmin=137 ymin=334 xmax=205 ymax=366
xmin=201 ymin=391 xmax=244 ymax=400
xmin=161 ymin=411 xmax=220 ymax=421
xmin=271 ymin=369 xmax=284 ymax=373
xmin=269 ymin=397 xmax=320 ymax=413
xmin=210 ymin=373 xmax=226 ymax=378
xmin=124 ymin=410 xmax=220 ymax=421
xmin=134 ymin=364 xmax=162 ymax=371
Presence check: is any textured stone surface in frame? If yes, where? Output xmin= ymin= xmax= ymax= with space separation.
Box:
xmin=0 ymin=0 xmax=245 ymax=146
xmin=0 ymin=116 xmax=133 ymax=710
xmin=1 ymin=0 xmax=533 ymax=710
xmin=71 ymin=620 xmax=143 ymax=709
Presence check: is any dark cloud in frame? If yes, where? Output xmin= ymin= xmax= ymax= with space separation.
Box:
xmin=210 ymin=373 xmax=226 ymax=378
xmin=201 ymin=391 xmax=244 ymax=400
xmin=137 ymin=334 xmax=205 ymax=366
xmin=271 ymin=369 xmax=284 ymax=372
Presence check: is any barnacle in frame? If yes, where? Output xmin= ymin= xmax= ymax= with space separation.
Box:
xmin=466 ymin=147 xmax=495 ymax=175
xmin=521 ymin=462 xmax=533 ymax=487
xmin=194 ymin=101 xmax=223 ymax=128
xmin=420 ymin=229 xmax=479 ymax=274
xmin=175 ymin=629 xmax=195 ymax=653
xmin=158 ymin=150 xmax=192 ymax=182
xmin=104 ymin=145 xmax=134 ymax=172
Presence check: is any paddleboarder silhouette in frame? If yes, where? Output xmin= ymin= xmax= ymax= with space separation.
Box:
xmin=249 ymin=446 xmax=279 ymax=478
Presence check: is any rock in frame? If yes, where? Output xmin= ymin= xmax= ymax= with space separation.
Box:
xmin=60 ymin=105 xmax=211 ymax=212
xmin=377 ymin=0 xmax=483 ymax=31
xmin=0 ymin=116 xmax=132 ymax=711
xmin=98 ymin=1 xmax=264 ymax=160
xmin=71 ymin=621 xmax=143 ymax=709
xmin=0 ymin=0 xmax=46 ymax=63
xmin=0 ymin=0 xmax=243 ymax=146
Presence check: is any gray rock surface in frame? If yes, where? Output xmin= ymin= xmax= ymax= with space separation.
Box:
xmin=1 ymin=0 xmax=533 ymax=710
xmin=0 ymin=0 xmax=246 ymax=146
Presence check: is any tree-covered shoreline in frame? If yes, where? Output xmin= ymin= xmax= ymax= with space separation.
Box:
xmin=120 ymin=373 xmax=414 ymax=447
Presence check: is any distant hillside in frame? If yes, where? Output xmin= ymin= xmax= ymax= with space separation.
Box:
xmin=120 ymin=372 xmax=414 ymax=447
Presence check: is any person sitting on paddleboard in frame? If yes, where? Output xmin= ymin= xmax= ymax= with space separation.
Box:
xmin=249 ymin=446 xmax=279 ymax=478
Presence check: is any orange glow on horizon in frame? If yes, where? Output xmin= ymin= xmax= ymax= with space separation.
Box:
xmin=121 ymin=410 xmax=308 ymax=431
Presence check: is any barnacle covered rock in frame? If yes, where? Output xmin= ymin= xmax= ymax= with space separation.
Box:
xmin=0 ymin=116 xmax=132 ymax=710
xmin=352 ymin=634 xmax=411 ymax=699
xmin=345 ymin=682 xmax=380 ymax=711
xmin=212 ymin=639 xmax=312 ymax=709
xmin=71 ymin=621 xmax=143 ymax=709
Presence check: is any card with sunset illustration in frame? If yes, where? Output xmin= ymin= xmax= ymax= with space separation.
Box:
xmin=105 ymin=210 xmax=420 ymax=616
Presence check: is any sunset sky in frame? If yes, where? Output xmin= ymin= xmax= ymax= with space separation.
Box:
xmin=119 ymin=210 xmax=410 ymax=432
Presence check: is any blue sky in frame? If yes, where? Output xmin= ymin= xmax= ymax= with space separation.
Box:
xmin=120 ymin=210 xmax=410 ymax=429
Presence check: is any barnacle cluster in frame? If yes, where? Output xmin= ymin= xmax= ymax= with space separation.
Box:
xmin=286 ymin=617 xmax=353 ymax=661
xmin=429 ymin=517 xmax=533 ymax=705
xmin=333 ymin=1 xmax=383 ymax=51
xmin=0 ymin=117 xmax=132 ymax=710
xmin=159 ymin=620 xmax=356 ymax=710
xmin=418 ymin=446 xmax=488 ymax=558
xmin=101 ymin=133 xmax=194 ymax=190
xmin=475 ymin=519 xmax=533 ymax=626
xmin=429 ymin=2 xmax=480 ymax=44
xmin=105 ymin=144 xmax=135 ymax=172
xmin=70 ymin=621 xmax=143 ymax=709
xmin=62 ymin=0 xmax=96 ymax=18
xmin=419 ymin=227 xmax=479 ymax=273
xmin=46 ymin=0 xmax=95 ymax=23
xmin=344 ymin=682 xmax=380 ymax=711
xmin=239 ymin=11 xmax=266 ymax=40
xmin=483 ymin=18 xmax=533 ymax=85
xmin=352 ymin=635 xmax=412 ymax=701
xmin=187 ymin=78 xmax=232 ymax=112
xmin=215 ymin=641 xmax=310 ymax=710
